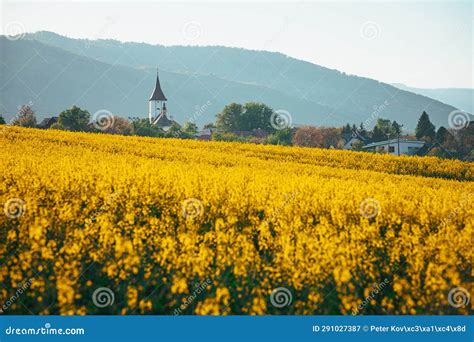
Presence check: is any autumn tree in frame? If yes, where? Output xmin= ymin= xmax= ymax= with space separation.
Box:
xmin=293 ymin=126 xmax=342 ymax=148
xmin=11 ymin=104 xmax=37 ymax=127
xmin=101 ymin=116 xmax=132 ymax=135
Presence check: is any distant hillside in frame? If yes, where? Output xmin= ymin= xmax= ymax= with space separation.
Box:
xmin=0 ymin=37 xmax=333 ymax=126
xmin=392 ymin=83 xmax=473 ymax=114
xmin=0 ymin=31 xmax=461 ymax=128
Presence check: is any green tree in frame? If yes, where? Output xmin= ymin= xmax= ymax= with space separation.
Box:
xmin=182 ymin=121 xmax=198 ymax=135
xmin=415 ymin=111 xmax=436 ymax=140
xmin=375 ymin=119 xmax=393 ymax=137
xmin=371 ymin=126 xmax=385 ymax=142
xmin=11 ymin=104 xmax=37 ymax=127
xmin=216 ymin=102 xmax=276 ymax=132
xmin=203 ymin=122 xmax=216 ymax=129
xmin=216 ymin=103 xmax=243 ymax=132
xmin=392 ymin=121 xmax=402 ymax=136
xmin=241 ymin=102 xmax=274 ymax=131
xmin=342 ymin=123 xmax=351 ymax=134
xmin=264 ymin=128 xmax=294 ymax=146
xmin=436 ymin=126 xmax=448 ymax=144
xmin=130 ymin=117 xmax=162 ymax=137
xmin=58 ymin=106 xmax=90 ymax=131
xmin=357 ymin=123 xmax=368 ymax=137
xmin=164 ymin=123 xmax=183 ymax=138
xmin=0 ymin=115 xmax=5 ymax=125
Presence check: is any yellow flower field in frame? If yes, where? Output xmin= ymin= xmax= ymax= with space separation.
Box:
xmin=0 ymin=126 xmax=472 ymax=315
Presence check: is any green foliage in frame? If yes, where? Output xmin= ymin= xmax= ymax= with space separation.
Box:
xmin=203 ymin=122 xmax=217 ymax=129
xmin=371 ymin=126 xmax=386 ymax=142
xmin=216 ymin=103 xmax=243 ymax=132
xmin=436 ymin=126 xmax=448 ymax=144
xmin=358 ymin=123 xmax=368 ymax=137
xmin=415 ymin=111 xmax=436 ymax=140
xmin=182 ymin=121 xmax=198 ymax=135
xmin=216 ymin=102 xmax=275 ymax=132
xmin=164 ymin=123 xmax=184 ymax=138
xmin=212 ymin=132 xmax=249 ymax=143
xmin=58 ymin=106 xmax=90 ymax=131
xmin=392 ymin=121 xmax=402 ymax=135
xmin=264 ymin=128 xmax=294 ymax=146
xmin=129 ymin=117 xmax=163 ymax=137
xmin=370 ymin=118 xmax=402 ymax=142
xmin=342 ymin=123 xmax=351 ymax=134
xmin=49 ymin=122 xmax=63 ymax=130
xmin=0 ymin=115 xmax=5 ymax=125
xmin=12 ymin=104 xmax=37 ymax=127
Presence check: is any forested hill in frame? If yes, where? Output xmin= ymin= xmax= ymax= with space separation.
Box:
xmin=0 ymin=31 xmax=460 ymax=128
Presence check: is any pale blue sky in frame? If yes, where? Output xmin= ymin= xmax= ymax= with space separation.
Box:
xmin=1 ymin=0 xmax=472 ymax=88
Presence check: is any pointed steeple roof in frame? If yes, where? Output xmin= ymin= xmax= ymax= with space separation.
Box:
xmin=149 ymin=70 xmax=167 ymax=101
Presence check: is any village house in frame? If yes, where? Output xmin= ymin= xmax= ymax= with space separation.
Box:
xmin=37 ymin=116 xmax=58 ymax=129
xmin=362 ymin=139 xmax=425 ymax=156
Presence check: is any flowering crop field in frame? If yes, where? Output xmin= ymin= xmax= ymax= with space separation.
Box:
xmin=1 ymin=126 xmax=472 ymax=315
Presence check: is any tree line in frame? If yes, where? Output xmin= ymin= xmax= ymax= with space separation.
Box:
xmin=2 ymin=102 xmax=472 ymax=160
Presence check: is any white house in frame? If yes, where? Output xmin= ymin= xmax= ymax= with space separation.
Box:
xmin=343 ymin=137 xmax=365 ymax=150
xmin=362 ymin=139 xmax=425 ymax=156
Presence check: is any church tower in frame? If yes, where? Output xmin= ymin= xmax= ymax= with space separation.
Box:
xmin=149 ymin=70 xmax=168 ymax=124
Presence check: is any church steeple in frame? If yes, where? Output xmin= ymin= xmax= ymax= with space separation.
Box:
xmin=148 ymin=69 xmax=168 ymax=125
xmin=149 ymin=69 xmax=167 ymax=101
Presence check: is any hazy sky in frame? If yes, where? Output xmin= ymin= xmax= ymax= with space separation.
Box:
xmin=1 ymin=0 xmax=472 ymax=88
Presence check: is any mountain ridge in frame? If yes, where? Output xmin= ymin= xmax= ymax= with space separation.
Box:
xmin=0 ymin=31 xmax=463 ymax=129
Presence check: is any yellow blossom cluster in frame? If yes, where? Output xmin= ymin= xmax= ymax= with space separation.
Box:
xmin=0 ymin=126 xmax=472 ymax=315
